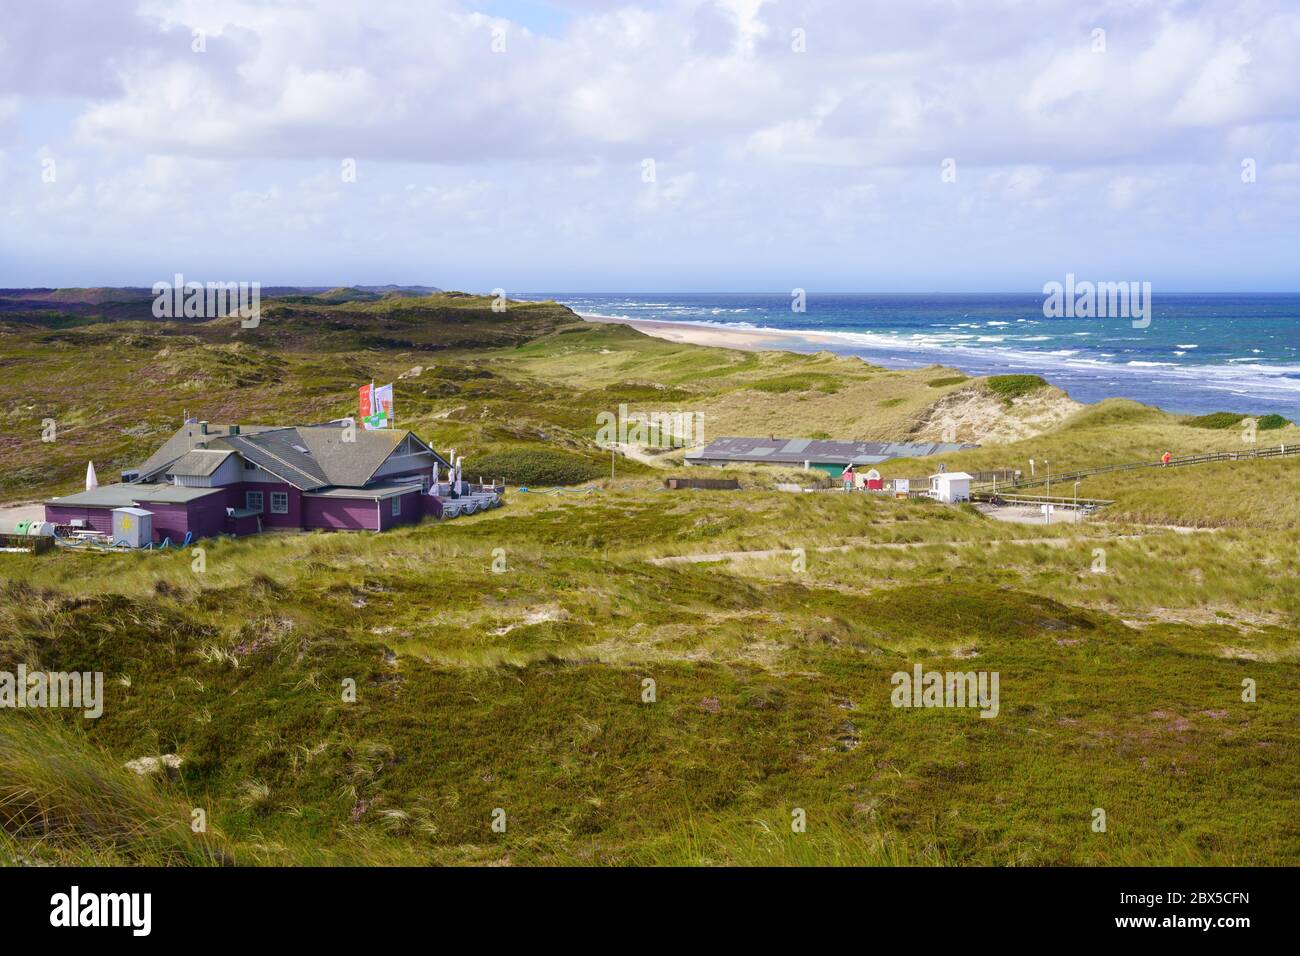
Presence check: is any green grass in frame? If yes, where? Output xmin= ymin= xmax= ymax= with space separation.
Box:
xmin=747 ymin=373 xmax=842 ymax=394
xmin=985 ymin=374 xmax=1048 ymax=403
xmin=900 ymin=397 xmax=1300 ymax=484
xmin=0 ymin=716 xmax=233 ymax=866
xmin=1 ymin=291 xmax=1297 ymax=866
xmin=2 ymin=479 xmax=1297 ymax=866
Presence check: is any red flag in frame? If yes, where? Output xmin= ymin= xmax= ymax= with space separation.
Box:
xmin=359 ymin=383 xmax=373 ymax=420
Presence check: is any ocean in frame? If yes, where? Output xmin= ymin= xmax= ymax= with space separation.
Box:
xmin=516 ymin=293 xmax=1300 ymax=418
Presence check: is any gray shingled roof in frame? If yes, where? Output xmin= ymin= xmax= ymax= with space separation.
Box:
xmin=135 ymin=421 xmax=450 ymax=492
xmin=685 ymin=436 xmax=978 ymax=466
xmin=165 ymin=449 xmax=235 ymax=478
xmin=223 ymin=429 xmax=330 ymax=490
xmin=295 ymin=425 xmax=410 ymax=487
xmin=136 ymin=423 xmax=276 ymax=479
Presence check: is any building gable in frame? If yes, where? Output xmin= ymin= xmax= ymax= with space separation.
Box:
xmin=368 ymin=432 xmax=449 ymax=483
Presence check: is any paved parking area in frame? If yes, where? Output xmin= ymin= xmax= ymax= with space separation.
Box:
xmin=0 ymin=502 xmax=46 ymax=533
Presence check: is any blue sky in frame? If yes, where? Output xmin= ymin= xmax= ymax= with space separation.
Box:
xmin=2 ymin=0 xmax=1298 ymax=292
xmin=477 ymin=0 xmax=574 ymax=36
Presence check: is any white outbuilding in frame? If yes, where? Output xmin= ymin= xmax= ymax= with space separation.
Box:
xmin=112 ymin=506 xmax=154 ymax=548
xmin=929 ymin=471 xmax=973 ymax=503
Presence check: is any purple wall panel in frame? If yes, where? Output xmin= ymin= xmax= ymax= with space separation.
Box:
xmin=398 ymin=490 xmax=423 ymax=526
xmin=227 ymin=514 xmax=261 ymax=536
xmin=377 ymin=490 xmax=424 ymax=530
xmin=48 ymin=491 xmax=226 ymax=543
xmin=44 ymin=506 xmax=113 ymax=533
xmin=48 ymin=481 xmax=438 ymax=541
xmin=143 ymin=502 xmax=190 ymax=544
xmin=188 ymin=494 xmax=230 ymax=539
xmin=303 ymin=496 xmax=381 ymax=531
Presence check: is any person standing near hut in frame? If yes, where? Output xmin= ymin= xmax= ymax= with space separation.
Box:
xmin=841 ymin=464 xmax=855 ymax=491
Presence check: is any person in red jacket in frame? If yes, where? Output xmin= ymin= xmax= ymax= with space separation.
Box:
xmin=1161 ymin=451 xmax=1172 ymax=466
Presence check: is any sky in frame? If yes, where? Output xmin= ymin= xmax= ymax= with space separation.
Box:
xmin=1 ymin=0 xmax=1298 ymax=292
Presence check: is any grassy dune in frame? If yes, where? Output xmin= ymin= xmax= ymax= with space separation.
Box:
xmin=1 ymin=291 xmax=1296 ymax=866
xmin=919 ymin=398 xmax=1300 ymax=482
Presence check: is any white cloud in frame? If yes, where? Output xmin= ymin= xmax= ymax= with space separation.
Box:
xmin=1 ymin=0 xmax=1298 ymax=288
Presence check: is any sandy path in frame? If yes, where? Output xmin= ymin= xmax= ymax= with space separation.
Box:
xmin=0 ymin=502 xmax=46 ymax=533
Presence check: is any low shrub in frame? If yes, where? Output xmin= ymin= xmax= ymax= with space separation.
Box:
xmin=985 ymin=375 xmax=1047 ymax=403
xmin=747 ymin=374 xmax=840 ymax=394
xmin=1184 ymin=412 xmax=1244 ymax=429
xmin=467 ymin=448 xmax=606 ymax=486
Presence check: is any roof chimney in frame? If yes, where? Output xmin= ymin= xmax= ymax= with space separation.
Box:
xmin=199 ymin=421 xmax=209 ymax=435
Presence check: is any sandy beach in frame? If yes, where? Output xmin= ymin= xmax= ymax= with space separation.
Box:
xmin=581 ymin=312 xmax=845 ymax=353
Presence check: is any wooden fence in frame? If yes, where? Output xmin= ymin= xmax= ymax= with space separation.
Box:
xmin=969 ymin=492 xmax=1114 ymax=509
xmin=664 ymin=476 xmax=741 ymax=490
xmin=988 ymin=443 xmax=1298 ymax=491
xmin=0 ymin=533 xmax=54 ymax=554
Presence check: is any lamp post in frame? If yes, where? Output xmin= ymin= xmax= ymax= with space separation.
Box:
xmin=1074 ymin=480 xmax=1080 ymax=511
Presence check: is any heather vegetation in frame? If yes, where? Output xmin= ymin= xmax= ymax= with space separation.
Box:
xmin=1 ymin=290 xmax=1296 ymax=866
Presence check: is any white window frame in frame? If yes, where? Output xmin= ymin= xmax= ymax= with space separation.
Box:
xmin=391 ymin=495 xmax=402 ymax=517
xmin=245 ymin=490 xmax=264 ymax=512
xmin=270 ymin=491 xmax=289 ymax=515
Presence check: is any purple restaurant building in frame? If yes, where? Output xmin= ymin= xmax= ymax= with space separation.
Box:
xmin=45 ymin=420 xmax=454 ymax=543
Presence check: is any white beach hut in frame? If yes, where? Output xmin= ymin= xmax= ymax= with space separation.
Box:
xmin=929 ymin=471 xmax=973 ymax=503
